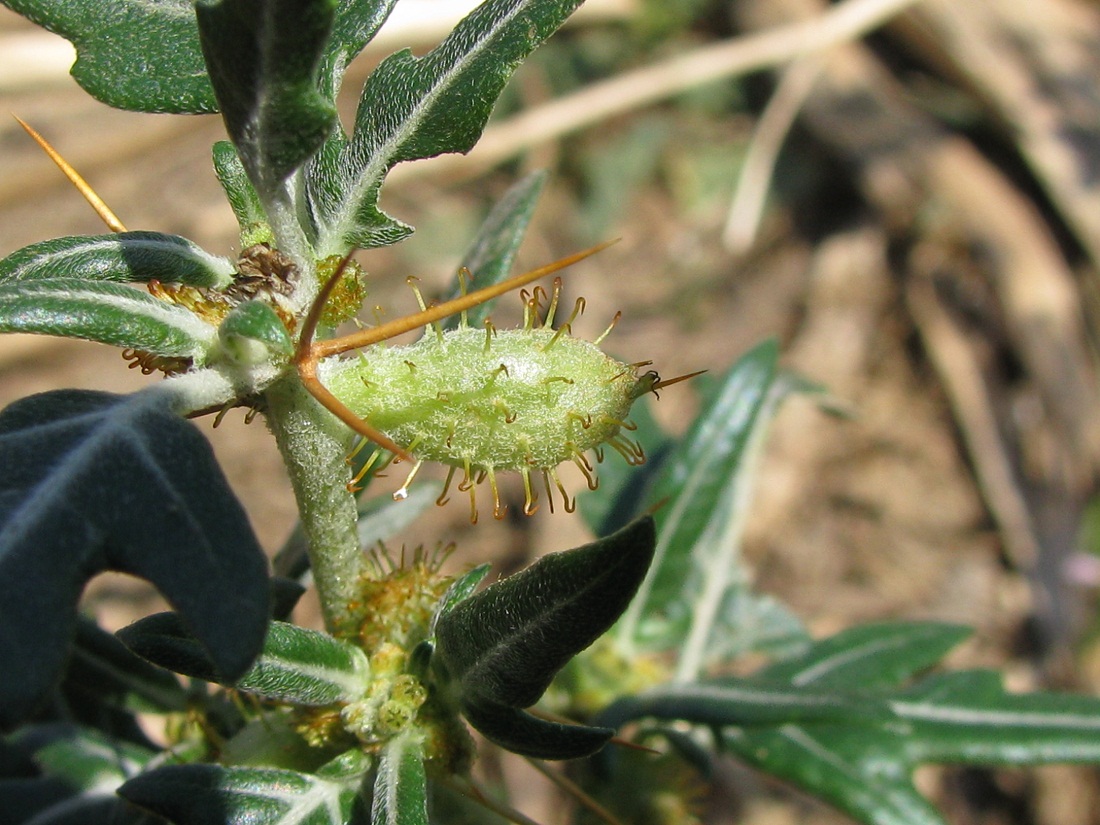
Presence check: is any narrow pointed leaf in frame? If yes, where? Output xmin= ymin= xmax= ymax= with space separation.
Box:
xmin=313 ymin=0 xmax=584 ymax=253
xmin=892 ymin=671 xmax=1100 ymax=764
xmin=615 ymin=340 xmax=808 ymax=663
xmin=33 ymin=728 xmax=154 ymax=792
xmin=462 ymin=700 xmax=612 ymax=761
xmin=598 ymin=681 xmax=894 ymax=731
xmin=0 ymin=233 xmax=235 ymax=288
xmin=119 ymin=764 xmax=361 ymax=825
xmin=0 ymin=279 xmax=215 ymax=358
xmin=434 ymin=517 xmax=656 ymax=709
xmin=0 ymin=390 xmax=269 ymax=728
xmin=212 ymin=142 xmax=273 ymax=247
xmin=371 ymin=732 xmax=427 ymax=825
xmin=1 ymin=0 xmax=215 ymax=113
xmin=756 ymin=622 xmax=972 ymax=691
xmin=444 ymin=170 xmax=548 ymax=330
xmin=196 ymin=0 xmax=338 ymax=199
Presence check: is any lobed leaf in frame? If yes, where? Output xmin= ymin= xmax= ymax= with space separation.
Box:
xmin=311 ymin=0 xmax=584 ymax=254
xmin=0 ymin=389 xmax=269 ymax=728
xmin=434 ymin=517 xmax=654 ymax=759
xmin=119 ymin=763 xmax=361 ymax=825
xmin=0 ymin=0 xmax=215 ymax=113
xmin=0 ymin=233 xmax=235 ymax=288
xmin=318 ymin=0 xmax=400 ymax=102
xmin=0 ymin=279 xmax=215 ymax=359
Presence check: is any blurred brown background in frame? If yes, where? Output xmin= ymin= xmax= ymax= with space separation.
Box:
xmin=5 ymin=0 xmax=1100 ymax=822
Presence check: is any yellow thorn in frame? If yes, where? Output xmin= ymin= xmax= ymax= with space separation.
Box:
xmin=13 ymin=115 xmax=127 ymax=232
xmin=311 ymin=239 xmax=620 ymax=360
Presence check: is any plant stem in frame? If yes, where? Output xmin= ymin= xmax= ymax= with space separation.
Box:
xmin=264 ymin=375 xmax=365 ymax=637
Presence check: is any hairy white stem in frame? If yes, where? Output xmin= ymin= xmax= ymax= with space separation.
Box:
xmin=264 ymin=376 xmax=365 ymax=637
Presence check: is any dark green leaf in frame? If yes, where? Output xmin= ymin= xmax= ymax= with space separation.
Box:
xmin=1 ymin=0 xmax=215 ymax=113
xmin=196 ymin=0 xmax=338 ymax=199
xmin=67 ymin=618 xmax=188 ymax=716
xmin=6 ymin=793 xmax=147 ymax=825
xmin=0 ymin=279 xmax=215 ymax=358
xmin=371 ymin=732 xmax=427 ymax=825
xmin=434 ymin=517 xmax=656 ymax=709
xmin=117 ymin=612 xmax=220 ymax=684
xmin=462 ymin=699 xmax=612 ymax=760
xmin=756 ymin=622 xmax=972 ymax=691
xmin=270 ymin=576 xmax=308 ymax=621
xmin=0 ymin=233 xmax=234 ymax=287
xmin=443 ymin=170 xmax=547 ymax=331
xmin=312 ymin=0 xmax=584 ymax=253
xmin=119 ymin=763 xmax=361 ymax=825
xmin=430 ymin=565 xmax=491 ymax=636
xmin=0 ymin=390 xmax=269 ymax=728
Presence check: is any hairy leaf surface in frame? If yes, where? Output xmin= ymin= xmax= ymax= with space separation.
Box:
xmin=1 ymin=0 xmax=215 ymax=113
xmin=434 ymin=517 xmax=656 ymax=709
xmin=196 ymin=0 xmax=338 ymax=200
xmin=311 ymin=0 xmax=584 ymax=253
xmin=0 ymin=279 xmax=215 ymax=358
xmin=0 ymin=233 xmax=234 ymax=288
xmin=121 ymin=614 xmax=370 ymax=706
xmin=0 ymin=390 xmax=268 ymax=728
xmin=371 ymin=732 xmax=427 ymax=825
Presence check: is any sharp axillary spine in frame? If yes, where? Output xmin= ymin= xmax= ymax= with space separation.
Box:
xmin=298 ymin=244 xmax=699 ymax=522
